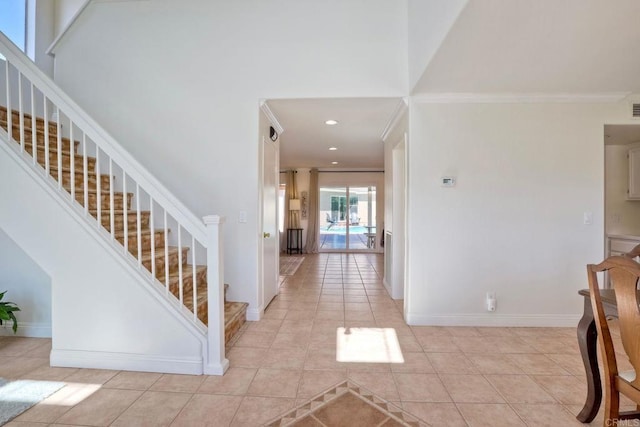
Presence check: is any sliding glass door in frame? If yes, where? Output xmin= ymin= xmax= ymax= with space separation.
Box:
xmin=319 ymin=185 xmax=377 ymax=251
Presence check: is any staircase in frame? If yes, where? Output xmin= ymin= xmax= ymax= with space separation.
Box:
xmin=0 ymin=105 xmax=248 ymax=346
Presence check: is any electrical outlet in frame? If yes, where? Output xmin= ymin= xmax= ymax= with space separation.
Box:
xmin=486 ymin=292 xmax=496 ymax=312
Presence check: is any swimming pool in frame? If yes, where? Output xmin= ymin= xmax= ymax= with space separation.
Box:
xmin=322 ymin=225 xmax=374 ymax=234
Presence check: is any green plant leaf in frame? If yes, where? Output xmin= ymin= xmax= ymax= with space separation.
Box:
xmin=0 ymin=292 xmax=20 ymax=333
xmin=9 ymin=311 xmax=17 ymax=333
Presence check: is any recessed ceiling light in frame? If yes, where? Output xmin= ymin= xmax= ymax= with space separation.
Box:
xmin=329 ymin=147 xmax=337 ymax=151
xmin=325 ymin=120 xmax=338 ymax=125
xmin=331 ymin=161 xmax=339 ymax=165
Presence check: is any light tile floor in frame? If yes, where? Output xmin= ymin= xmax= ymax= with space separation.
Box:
xmin=0 ymin=253 xmax=625 ymax=426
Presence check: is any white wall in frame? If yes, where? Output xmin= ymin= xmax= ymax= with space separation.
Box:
xmin=0 ymin=143 xmax=205 ymax=373
xmin=605 ymin=144 xmax=640 ymax=235
xmin=407 ymin=0 xmax=467 ymax=92
xmin=0 ymin=228 xmax=51 ymax=337
xmin=53 ymin=0 xmax=86 ymax=37
xmin=407 ymin=100 xmax=630 ymax=326
xmin=50 ymin=0 xmax=408 ymax=312
xmin=25 ymin=0 xmax=56 ymax=77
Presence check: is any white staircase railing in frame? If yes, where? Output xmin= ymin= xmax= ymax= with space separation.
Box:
xmin=0 ymin=32 xmax=227 ymax=375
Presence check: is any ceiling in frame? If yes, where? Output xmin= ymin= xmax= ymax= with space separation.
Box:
xmin=605 ymin=125 xmax=640 ymax=146
xmin=268 ymin=98 xmax=403 ymax=170
xmin=413 ymin=0 xmax=640 ymax=94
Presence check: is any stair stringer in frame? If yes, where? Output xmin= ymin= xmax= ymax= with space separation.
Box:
xmin=0 ymin=136 xmax=209 ymax=375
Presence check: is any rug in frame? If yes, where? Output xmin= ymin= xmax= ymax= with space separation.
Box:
xmin=0 ymin=378 xmax=65 ymax=426
xmin=265 ymin=380 xmax=427 ymax=426
xmin=279 ymin=256 xmax=304 ymax=276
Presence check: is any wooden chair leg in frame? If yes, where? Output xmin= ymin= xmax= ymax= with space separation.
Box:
xmin=604 ymin=386 xmax=620 ymax=427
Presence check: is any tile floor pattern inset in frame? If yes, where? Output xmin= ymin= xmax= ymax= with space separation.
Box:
xmin=0 ymin=253 xmax=625 ymax=426
xmin=264 ymin=380 xmax=425 ymax=426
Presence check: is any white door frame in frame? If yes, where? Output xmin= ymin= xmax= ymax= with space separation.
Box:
xmin=257 ymin=102 xmax=282 ymax=320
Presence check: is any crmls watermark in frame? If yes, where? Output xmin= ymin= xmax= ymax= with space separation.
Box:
xmin=606 ymin=420 xmax=640 ymax=427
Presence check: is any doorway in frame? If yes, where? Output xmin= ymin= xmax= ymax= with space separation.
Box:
xmin=319 ymin=185 xmax=377 ymax=251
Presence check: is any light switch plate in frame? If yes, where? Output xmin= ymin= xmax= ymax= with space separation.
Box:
xmin=441 ymin=176 xmax=456 ymax=187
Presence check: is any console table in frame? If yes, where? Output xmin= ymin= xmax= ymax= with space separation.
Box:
xmin=287 ymin=228 xmax=303 ymax=254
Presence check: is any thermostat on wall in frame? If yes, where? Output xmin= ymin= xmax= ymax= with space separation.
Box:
xmin=441 ymin=176 xmax=456 ymax=187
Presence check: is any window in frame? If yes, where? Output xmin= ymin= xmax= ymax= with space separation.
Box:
xmin=0 ymin=0 xmax=27 ymax=52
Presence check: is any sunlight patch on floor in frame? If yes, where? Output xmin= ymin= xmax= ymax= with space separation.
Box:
xmin=40 ymin=382 xmax=101 ymax=406
xmin=335 ymin=327 xmax=404 ymax=363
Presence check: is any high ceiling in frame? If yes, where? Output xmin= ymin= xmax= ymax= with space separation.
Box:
xmin=268 ymin=98 xmax=403 ymax=170
xmin=413 ymin=0 xmax=640 ymax=94
xmin=269 ymin=1 xmax=640 ymax=170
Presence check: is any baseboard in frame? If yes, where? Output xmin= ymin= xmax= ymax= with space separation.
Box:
xmin=383 ymin=278 xmax=403 ymax=300
xmin=51 ymin=349 xmax=203 ymax=375
xmin=0 ymin=321 xmax=51 ymax=338
xmin=203 ymin=358 xmax=229 ymax=376
xmin=405 ymin=312 xmax=581 ymax=328
xmin=246 ymin=306 xmax=262 ymax=321
xmin=382 ymin=278 xmax=393 ymax=299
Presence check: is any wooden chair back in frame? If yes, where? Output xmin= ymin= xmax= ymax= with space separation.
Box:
xmin=588 ymin=255 xmax=640 ymax=422
xmin=624 ymin=243 xmax=640 ymax=260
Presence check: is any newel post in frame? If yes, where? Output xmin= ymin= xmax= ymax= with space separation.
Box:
xmin=203 ymin=215 xmax=229 ymax=375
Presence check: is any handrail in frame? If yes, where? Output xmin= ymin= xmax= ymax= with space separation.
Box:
xmin=0 ymin=30 xmax=228 ymax=374
xmin=0 ymin=31 xmax=206 ymax=242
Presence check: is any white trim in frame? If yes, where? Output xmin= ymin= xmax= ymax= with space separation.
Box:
xmin=412 ymin=92 xmax=630 ymax=104
xmin=0 ymin=321 xmax=51 ymax=338
xmin=204 ymin=358 xmax=229 ymax=376
xmin=405 ymin=312 xmax=581 ymax=328
xmin=380 ymin=98 xmax=408 ymax=142
xmin=246 ymin=306 xmax=262 ymax=321
xmin=51 ymin=349 xmax=203 ymax=375
xmin=260 ymin=100 xmax=285 ymax=135
xmin=46 ymin=0 xmax=92 ymax=56
xmin=382 ymin=278 xmax=393 ymax=299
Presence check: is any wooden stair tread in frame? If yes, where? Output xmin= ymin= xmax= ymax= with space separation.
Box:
xmin=47 ymin=164 xmax=100 ymax=174
xmin=0 ymin=106 xmax=59 ymax=126
xmin=182 ymin=285 xmax=208 ymax=305
xmin=73 ymin=189 xmax=133 ymax=197
xmin=115 ymin=228 xmax=166 ymax=238
xmin=225 ymin=301 xmax=249 ymax=323
xmin=3 ymin=123 xmax=78 ymax=144
xmin=224 ymin=301 xmax=248 ymax=344
xmin=167 ymin=264 xmax=206 ymax=279
xmin=140 ymin=246 xmax=186 ymax=262
xmin=89 ymin=209 xmax=149 ymax=216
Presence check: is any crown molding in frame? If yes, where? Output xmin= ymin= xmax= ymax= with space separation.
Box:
xmin=259 ymin=100 xmax=284 ymax=135
xmin=411 ymin=92 xmax=631 ymax=104
xmin=380 ymin=98 xmax=408 ymax=142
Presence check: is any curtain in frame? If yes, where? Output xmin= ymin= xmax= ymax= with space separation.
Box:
xmin=280 ymin=170 xmax=297 ymax=251
xmin=304 ymin=168 xmax=319 ymax=253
